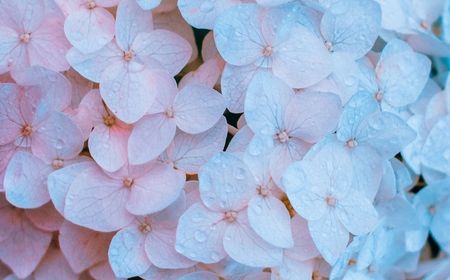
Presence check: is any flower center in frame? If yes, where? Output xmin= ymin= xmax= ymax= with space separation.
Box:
xmin=21 ymin=124 xmax=33 ymax=137
xmin=346 ymin=139 xmax=358 ymax=148
xmin=275 ymin=130 xmax=289 ymax=143
xmin=257 ymin=185 xmax=270 ymax=197
xmin=324 ymin=40 xmax=333 ymax=52
xmin=20 ymin=33 xmax=31 ymax=43
xmin=348 ymin=258 xmax=357 ymax=266
xmin=165 ymin=108 xmax=174 ymax=118
xmin=87 ymin=1 xmax=96 ymax=9
xmin=224 ymin=211 xmax=237 ymax=223
xmin=262 ymin=45 xmax=273 ymax=57
xmin=420 ymin=20 xmax=429 ymax=30
xmin=138 ymin=222 xmax=152 ymax=233
xmin=375 ymin=90 xmax=384 ymax=102
xmin=103 ymin=114 xmax=115 ymax=127
xmin=428 ymin=205 xmax=436 ymax=214
xmin=312 ymin=271 xmax=323 ymax=280
xmin=123 ymin=177 xmax=134 ymax=188
xmin=123 ymin=51 xmax=134 ymax=61
xmin=325 ymin=196 xmax=337 ymax=207
xmin=52 ymin=159 xmax=64 ymax=170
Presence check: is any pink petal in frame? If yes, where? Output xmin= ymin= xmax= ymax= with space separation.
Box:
xmin=64 ymin=165 xmax=134 ymax=232
xmin=223 ymin=211 xmax=283 ymax=267
xmin=175 ymin=203 xmax=227 ymax=263
xmin=89 ymin=261 xmax=117 ymax=280
xmin=0 ymin=84 xmax=22 ymax=145
xmin=88 ymin=124 xmax=129 ymax=172
xmin=174 ymin=84 xmax=225 ymax=134
xmin=284 ymin=92 xmax=342 ymax=143
xmin=64 ymin=7 xmax=115 ymax=54
xmin=0 ymin=0 xmax=45 ymax=31
xmin=33 ymin=248 xmax=78 ymax=280
xmin=201 ymin=31 xmax=219 ymax=61
xmin=99 ymin=64 xmax=168 ymax=124
xmin=0 ymin=211 xmax=51 ymax=278
xmin=153 ymin=9 xmax=198 ymax=63
xmin=47 ymin=159 xmax=94 ymax=215
xmin=151 ymin=191 xmax=187 ymax=229
xmin=0 ymin=144 xmax=16 ymax=191
xmin=145 ymin=228 xmax=196 ymax=269
xmin=64 ymin=68 xmax=94 ymax=109
xmin=132 ymin=30 xmax=192 ymax=76
xmin=115 ymin=0 xmax=153 ymax=50
xmin=108 ymin=226 xmax=151 ymax=278
xmin=127 ymin=162 xmax=185 ymax=215
xmin=96 ymin=0 xmax=121 ymax=7
xmin=179 ymin=58 xmax=222 ymax=89
xmin=285 ymin=215 xmax=320 ymax=261
xmin=165 ymin=116 xmax=227 ymax=174
xmin=32 ymin=111 xmax=84 ymax=162
xmin=25 ymin=203 xmax=64 ymax=231
xmin=0 ymin=27 xmax=21 ymax=74
xmin=0 ymin=195 xmax=17 ymax=242
xmin=27 ymin=16 xmax=71 ymax=72
xmin=4 ymin=151 xmax=52 ymax=208
xmin=128 ymin=114 xmax=176 ymax=165
xmin=66 ymin=42 xmax=123 ymax=83
xmin=11 ymin=66 xmax=72 ymax=111
xmin=59 ymin=221 xmax=113 ymax=273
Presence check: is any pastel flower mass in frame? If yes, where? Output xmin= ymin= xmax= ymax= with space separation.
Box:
xmin=2 ymin=0 xmax=450 ymax=279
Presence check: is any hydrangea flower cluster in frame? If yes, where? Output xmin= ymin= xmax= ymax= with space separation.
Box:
xmin=1 ymin=0 xmax=450 ymax=279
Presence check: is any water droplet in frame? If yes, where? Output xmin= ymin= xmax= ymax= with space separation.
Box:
xmin=55 ymin=139 xmax=64 ymax=150
xmin=194 ymin=230 xmax=207 ymax=242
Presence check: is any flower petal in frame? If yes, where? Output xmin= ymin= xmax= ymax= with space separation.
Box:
xmin=247 ymin=195 xmax=294 ymax=248
xmin=64 ymin=8 xmax=115 ymax=54
xmin=64 ymin=165 xmax=134 ymax=232
xmin=4 ymin=151 xmax=52 ymax=208
xmin=127 ymin=162 xmax=185 ymax=215
xmin=108 ymin=226 xmax=151 ymax=278
xmin=199 ymin=152 xmax=256 ymax=212
xmin=223 ymin=211 xmax=283 ymax=267
xmin=174 ymin=84 xmax=226 ymax=134
xmin=175 ymin=203 xmax=227 ymax=263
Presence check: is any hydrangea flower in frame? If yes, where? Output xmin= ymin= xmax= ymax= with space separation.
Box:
xmin=108 ymin=193 xmax=195 ymax=278
xmin=63 ymin=160 xmax=185 ymax=231
xmin=245 ymin=72 xmax=342 ymax=183
xmin=282 ymin=140 xmax=379 ymax=264
xmin=0 ymin=0 xmax=70 ymax=74
xmin=176 ymin=152 xmax=283 ymax=267
xmin=359 ymin=39 xmax=431 ymax=113
xmin=128 ymin=79 xmax=225 ymax=165
xmin=67 ymin=0 xmax=191 ymax=123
